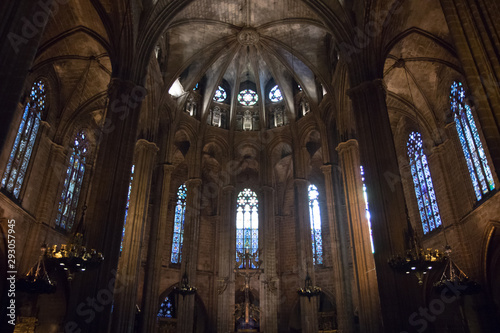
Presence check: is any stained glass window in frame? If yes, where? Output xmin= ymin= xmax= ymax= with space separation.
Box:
xmin=238 ymin=89 xmax=258 ymax=106
xmin=269 ymin=85 xmax=283 ymax=102
xmin=121 ymin=165 xmax=135 ymax=252
xmin=450 ymin=81 xmax=495 ymax=200
xmin=360 ymin=166 xmax=375 ymax=253
xmin=171 ymin=184 xmax=187 ymax=264
xmin=308 ymin=184 xmax=323 ymax=265
xmin=236 ymin=188 xmax=259 ymax=268
xmin=213 ymin=86 xmax=227 ymax=102
xmin=158 ymin=295 xmax=175 ymax=318
xmin=55 ymin=131 xmax=89 ymax=230
xmin=407 ymin=131 xmax=442 ymax=234
xmin=2 ymin=80 xmax=46 ymax=199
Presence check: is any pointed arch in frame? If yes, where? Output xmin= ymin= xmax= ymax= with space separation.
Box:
xmin=171 ymin=183 xmax=187 ymax=263
xmin=450 ymin=81 xmax=495 ymax=200
xmin=407 ymin=131 xmax=442 ymax=234
xmin=55 ymin=131 xmax=89 ymax=230
xmin=308 ymin=184 xmax=323 ymax=264
xmin=236 ymin=188 xmax=259 ymax=268
xmin=2 ymin=79 xmax=47 ymax=199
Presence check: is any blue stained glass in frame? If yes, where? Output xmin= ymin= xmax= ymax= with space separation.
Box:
xmin=269 ymin=85 xmax=283 ymax=102
xmin=460 ymin=110 xmax=487 ymax=193
xmin=120 ymin=165 xmax=135 ymax=252
xmin=454 ymin=114 xmax=482 ymax=199
xmin=213 ymin=86 xmax=227 ymax=102
xmin=450 ymin=81 xmax=495 ymax=199
xmin=2 ymin=80 xmax=46 ymax=198
xmin=171 ymin=184 xmax=187 ymax=264
xmin=360 ymin=166 xmax=375 ymax=253
xmin=237 ymin=89 xmax=258 ymax=106
xmin=158 ymin=295 xmax=176 ymax=318
xmin=236 ymin=189 xmax=259 ymax=268
xmin=55 ymin=131 xmax=88 ymax=230
xmin=407 ymin=131 xmax=442 ymax=234
xmin=308 ymin=184 xmax=323 ymax=265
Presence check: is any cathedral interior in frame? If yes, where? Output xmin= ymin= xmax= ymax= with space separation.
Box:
xmin=1 ymin=0 xmax=500 ymax=332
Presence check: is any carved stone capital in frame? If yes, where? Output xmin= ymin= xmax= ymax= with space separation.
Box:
xmin=40 ymin=120 xmax=51 ymax=130
xmin=336 ymin=139 xmax=359 ymax=154
xmin=135 ymin=139 xmax=159 ymax=154
xmin=347 ymin=78 xmax=386 ymax=99
xmin=320 ymin=164 xmax=332 ymax=175
xmin=294 ymin=178 xmax=309 ymax=186
xmin=222 ymin=185 xmax=235 ymax=193
xmin=431 ymin=140 xmax=449 ymax=155
xmin=262 ymin=185 xmax=274 ymax=193
xmin=186 ymin=178 xmax=202 ymax=188
xmin=162 ymin=163 xmax=175 ymax=174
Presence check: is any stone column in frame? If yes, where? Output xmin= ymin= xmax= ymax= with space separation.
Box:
xmin=440 ymin=0 xmax=500 ymax=174
xmin=142 ymin=163 xmax=175 ymax=333
xmin=260 ymin=186 xmax=278 ymax=333
xmin=216 ymin=185 xmax=235 ymax=332
xmin=65 ymin=78 xmax=146 ymax=333
xmin=320 ymin=164 xmax=354 ymax=332
xmin=0 ymin=0 xmax=54 ymax=150
xmin=35 ymin=140 xmax=65 ymax=224
xmin=18 ymin=140 xmax=65 ymax=274
xmin=347 ymin=79 xmax=412 ymax=331
xmin=429 ymin=141 xmax=460 ymax=223
xmin=294 ymin=178 xmax=318 ymax=332
xmin=177 ymin=178 xmax=202 ymax=333
xmin=111 ymin=139 xmax=158 ymax=333
xmin=336 ymin=140 xmax=381 ymax=332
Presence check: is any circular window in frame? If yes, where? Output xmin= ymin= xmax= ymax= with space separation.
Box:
xmin=269 ymin=85 xmax=283 ymax=102
xmin=238 ymin=89 xmax=258 ymax=106
xmin=213 ymin=86 xmax=227 ymax=102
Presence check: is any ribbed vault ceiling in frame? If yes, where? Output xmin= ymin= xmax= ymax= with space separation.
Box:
xmin=162 ymin=0 xmax=335 ymax=117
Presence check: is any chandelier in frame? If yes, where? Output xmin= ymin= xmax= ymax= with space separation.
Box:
xmin=388 ymin=213 xmax=447 ymax=284
xmin=44 ymin=206 xmax=104 ymax=279
xmin=297 ymin=274 xmax=321 ymax=299
xmin=174 ymin=272 xmax=197 ymax=297
xmin=388 ymin=247 xmax=447 ymax=285
xmin=44 ymin=232 xmax=104 ymax=279
xmin=17 ymin=247 xmax=56 ymax=294
xmin=433 ymin=253 xmax=480 ymax=295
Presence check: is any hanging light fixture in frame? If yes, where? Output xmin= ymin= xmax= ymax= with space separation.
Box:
xmin=297 ymin=273 xmax=321 ymax=299
xmin=433 ymin=249 xmax=480 ymax=295
xmin=388 ymin=208 xmax=447 ymax=285
xmin=388 ymin=245 xmax=447 ymax=285
xmin=17 ymin=245 xmax=56 ymax=294
xmin=44 ymin=206 xmax=104 ymax=280
xmin=174 ymin=272 xmax=197 ymax=297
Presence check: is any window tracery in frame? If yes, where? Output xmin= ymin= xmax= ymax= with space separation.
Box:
xmin=236 ymin=189 xmax=259 ymax=268
xmin=308 ymin=184 xmax=323 ymax=265
xmin=407 ymin=131 xmax=442 ymax=234
xmin=2 ymin=79 xmax=46 ymax=198
xmin=55 ymin=131 xmax=89 ymax=230
xmin=450 ymin=81 xmax=495 ymax=200
xmin=171 ymin=184 xmax=187 ymax=263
